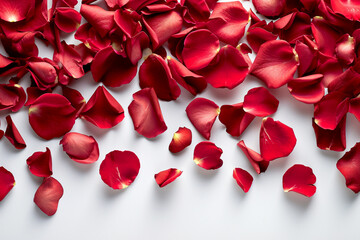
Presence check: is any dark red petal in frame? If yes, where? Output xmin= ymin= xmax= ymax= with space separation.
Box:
xmin=237 ymin=140 xmax=269 ymax=174
xmin=243 ymin=87 xmax=279 ymax=117
xmin=29 ymin=93 xmax=76 ymax=140
xmin=154 ymin=168 xmax=183 ymax=188
xmin=193 ymin=141 xmax=223 ymax=170
xmin=246 ymin=26 xmax=278 ymax=54
xmin=186 ymin=98 xmax=219 ymax=140
xmin=169 ymin=127 xmax=192 ymax=153
xmin=295 ymin=38 xmax=318 ymax=77
xmin=0 ymin=83 xmax=26 ymax=112
xmin=287 ymin=74 xmax=325 ymax=104
xmin=0 ymin=166 xmax=15 ymax=201
xmin=252 ymin=0 xmax=286 ymax=17
xmin=327 ymin=67 xmax=360 ymax=95
xmin=34 ymin=177 xmax=64 ymax=216
xmin=260 ymin=118 xmax=297 ymax=161
xmin=335 ymin=34 xmax=355 ymax=66
xmin=219 ymin=103 xmax=255 ymax=137
xmin=128 ymin=88 xmax=167 ymax=138
xmin=283 ymin=164 xmax=316 ymax=197
xmin=60 ymin=132 xmax=99 ymax=164
xmin=54 ymin=8 xmax=81 ymax=33
xmin=0 ymin=0 xmax=35 ymax=22
xmin=233 ymin=168 xmax=253 ymax=192
xmin=200 ymin=45 xmax=249 ymax=89
xmin=182 ymin=29 xmax=220 ymax=71
xmin=99 ymin=150 xmax=140 ymax=190
xmin=80 ymin=4 xmax=115 ymax=37
xmin=27 ymin=60 xmax=58 ymax=91
xmin=206 ymin=1 xmax=249 ymax=46
xmin=5 ymin=115 xmax=26 ymax=149
xmin=114 ymin=9 xmax=141 ymax=38
xmin=80 ymin=86 xmax=124 ymax=129
xmin=312 ymin=116 xmax=346 ymax=152
xmin=275 ymin=12 xmax=312 ymax=44
xmin=349 ymin=96 xmax=360 ymax=122
xmin=337 ymin=142 xmax=360 ymax=193
xmin=250 ymin=40 xmax=299 ymax=88
xmin=105 ymin=0 xmax=129 ymax=8
xmin=316 ymin=54 xmax=343 ymax=87
xmin=91 ymin=46 xmax=137 ymax=88
xmin=182 ymin=0 xmax=211 ymax=23
xmin=26 ymin=148 xmax=52 ymax=177
xmin=331 ymin=0 xmax=360 ymax=21
xmin=75 ymin=23 xmax=111 ymax=52
xmin=25 ymin=87 xmax=51 ymax=107
xmin=167 ymin=56 xmax=207 ymax=96
xmin=139 ymin=54 xmax=180 ymax=101
xmin=126 ymin=31 xmax=150 ymax=65
xmin=62 ymin=86 xmax=86 ymax=113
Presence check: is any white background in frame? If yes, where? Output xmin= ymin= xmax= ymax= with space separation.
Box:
xmin=0 ymin=0 xmax=359 ymax=239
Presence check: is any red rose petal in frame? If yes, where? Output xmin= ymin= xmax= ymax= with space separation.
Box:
xmin=0 ymin=0 xmax=35 ymax=23
xmin=193 ymin=141 xmax=223 ymax=170
xmin=5 ymin=115 xmax=26 ymax=149
xmin=75 ymin=23 xmax=111 ymax=52
xmin=169 ymin=127 xmax=192 ymax=153
xmin=54 ymin=7 xmax=81 ymax=33
xmin=0 ymin=83 xmax=26 ymax=112
xmin=0 ymin=166 xmax=15 ymax=201
xmin=26 ymin=148 xmax=53 ymax=177
xmin=60 ymin=132 xmax=99 ymax=164
xmin=99 ymin=150 xmax=140 ymax=190
xmin=246 ymin=23 xmax=278 ymax=54
xmin=27 ymin=60 xmax=58 ymax=91
xmin=335 ymin=34 xmax=355 ymax=66
xmin=128 ymin=88 xmax=167 ymax=138
xmin=182 ymin=0 xmax=211 ymax=23
xmin=337 ymin=142 xmax=360 ymax=193
xmin=275 ymin=12 xmax=312 ymax=44
xmin=287 ymin=74 xmax=325 ymax=104
xmin=295 ymin=37 xmax=318 ymax=77
xmin=80 ymin=86 xmax=124 ymax=129
xmin=250 ymin=40 xmax=299 ymax=88
xmin=243 ymin=87 xmax=279 ymax=117
xmin=34 ymin=177 xmax=64 ymax=216
xmin=349 ymin=96 xmax=360 ymax=122
xmin=80 ymin=4 xmax=115 ymax=38
xmin=186 ymin=98 xmax=219 ymax=140
xmin=29 ymin=93 xmax=76 ymax=140
xmin=331 ymin=0 xmax=360 ymax=21
xmin=219 ymin=103 xmax=255 ymax=137
xmin=233 ymin=168 xmax=253 ymax=193
xmin=182 ymin=29 xmax=220 ymax=71
xmin=62 ymin=86 xmax=86 ymax=114
xmin=283 ymin=164 xmax=316 ymax=197
xmin=237 ymin=140 xmax=269 ymax=174
xmin=316 ymin=54 xmax=343 ymax=87
xmin=260 ymin=118 xmax=297 ymax=161
xmin=327 ymin=67 xmax=360 ymax=95
xmin=25 ymin=87 xmax=51 ymax=107
xmin=139 ymin=54 xmax=180 ymax=101
xmin=252 ymin=0 xmax=286 ymax=17
xmin=154 ymin=168 xmax=183 ymax=188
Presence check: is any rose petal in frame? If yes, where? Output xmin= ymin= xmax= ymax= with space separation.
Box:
xmin=327 ymin=67 xmax=360 ymax=96
xmin=169 ymin=127 xmax=192 ymax=153
xmin=186 ymin=98 xmax=219 ymax=140
xmin=337 ymin=142 xmax=360 ymax=193
xmin=243 ymin=87 xmax=279 ymax=117
xmin=80 ymin=86 xmax=124 ymax=129
xmin=0 ymin=0 xmax=35 ymax=23
xmin=283 ymin=164 xmax=316 ymax=197
xmin=0 ymin=83 xmax=26 ymax=112
xmin=295 ymin=37 xmax=318 ymax=77
xmin=99 ymin=150 xmax=140 ymax=190
xmin=26 ymin=148 xmax=53 ymax=177
xmin=80 ymin=4 xmax=115 ymax=38
xmin=316 ymin=53 xmax=343 ymax=87
xmin=182 ymin=0 xmax=211 ymax=23
xmin=0 ymin=166 xmax=15 ymax=201
xmin=62 ymin=86 xmax=86 ymax=114
xmin=219 ymin=103 xmax=255 ymax=137
xmin=5 ymin=115 xmax=26 ymax=149
xmin=34 ymin=177 xmax=64 ymax=216
xmin=29 ymin=93 xmax=76 ymax=140
xmin=246 ymin=24 xmax=278 ymax=54
xmin=349 ymin=96 xmax=360 ymax=122
xmin=335 ymin=34 xmax=355 ymax=66
xmin=154 ymin=168 xmax=183 ymax=188
xmin=27 ymin=60 xmax=58 ymax=91
xmin=288 ymin=74 xmax=325 ymax=104
xmin=275 ymin=12 xmax=312 ymax=44
xmin=331 ymin=0 xmax=360 ymax=21
xmin=193 ymin=141 xmax=223 ymax=170
xmin=233 ymin=168 xmax=253 ymax=192
xmin=54 ymin=7 xmax=81 ymax=33
xmin=250 ymin=40 xmax=299 ymax=88
xmin=237 ymin=140 xmax=269 ymax=174
xmin=128 ymin=88 xmax=167 ymax=138
xmin=60 ymin=132 xmax=99 ymax=164
xmin=260 ymin=118 xmax=297 ymax=161
xmin=252 ymin=0 xmax=286 ymax=17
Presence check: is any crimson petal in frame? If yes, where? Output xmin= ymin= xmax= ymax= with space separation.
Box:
xmin=288 ymin=74 xmax=325 ymax=104
xmin=0 ymin=83 xmax=26 ymax=112
xmin=0 ymin=0 xmax=35 ymax=23
xmin=154 ymin=168 xmax=183 ymax=188
xmin=335 ymin=34 xmax=355 ymax=66
xmin=283 ymin=164 xmax=316 ymax=197
xmin=80 ymin=4 xmax=115 ymax=38
xmin=5 ymin=115 xmax=26 ymax=149
xmin=34 ymin=177 xmax=64 ymax=216
xmin=54 ymin=7 xmax=81 ymax=33
xmin=337 ymin=142 xmax=360 ymax=193
xmin=169 ymin=127 xmax=192 ymax=153
xmin=233 ymin=168 xmax=253 ymax=193
xmin=193 ymin=141 xmax=223 ymax=170
xmin=331 ymin=0 xmax=360 ymax=21
xmin=238 ymin=140 xmax=269 ymax=174
xmin=243 ymin=87 xmax=279 ymax=117
xmin=26 ymin=148 xmax=52 ymax=177
xmin=0 ymin=167 xmax=15 ymax=201
xmin=252 ymin=0 xmax=286 ymax=17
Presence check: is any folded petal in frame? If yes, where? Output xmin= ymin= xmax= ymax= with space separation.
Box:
xmin=0 ymin=83 xmax=26 ymax=112
xmin=331 ymin=0 xmax=360 ymax=21
xmin=252 ymin=0 xmax=286 ymax=17
xmin=233 ymin=168 xmax=253 ymax=192
xmin=154 ymin=168 xmax=183 ymax=188
xmin=169 ymin=127 xmax=192 ymax=153
xmin=246 ymin=25 xmax=278 ymax=54
xmin=295 ymin=37 xmax=318 ymax=77
xmin=283 ymin=164 xmax=316 ymax=197
xmin=237 ymin=140 xmax=269 ymax=174
xmin=54 ymin=7 xmax=81 ymax=33
xmin=99 ymin=150 xmax=140 ymax=189
xmin=0 ymin=167 xmax=15 ymax=201
xmin=80 ymin=4 xmax=115 ymax=37
xmin=335 ymin=34 xmax=355 ymax=66
xmin=34 ymin=177 xmax=64 ymax=216
xmin=337 ymin=142 xmax=360 ymax=193
xmin=243 ymin=87 xmax=279 ymax=117
xmin=26 ymin=148 xmax=53 ymax=177
xmin=288 ymin=74 xmax=325 ymax=104
xmin=27 ymin=60 xmax=58 ymax=90
xmin=275 ymin=12 xmax=312 ymax=44
xmin=62 ymin=86 xmax=86 ymax=114
xmin=193 ymin=141 xmax=223 ymax=170
xmin=5 ymin=115 xmax=26 ymax=149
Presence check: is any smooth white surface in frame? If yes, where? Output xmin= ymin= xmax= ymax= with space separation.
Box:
xmin=0 ymin=1 xmax=359 ymax=239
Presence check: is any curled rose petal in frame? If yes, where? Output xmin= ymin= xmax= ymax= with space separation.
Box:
xmin=330 ymin=0 xmax=360 ymax=21
xmin=193 ymin=141 xmax=223 ymax=170
xmin=5 ymin=115 xmax=26 ymax=149
xmin=154 ymin=168 xmax=183 ymax=188
xmin=60 ymin=132 xmax=99 ymax=164
xmin=252 ymin=0 xmax=286 ymax=17
xmin=169 ymin=127 xmax=192 ymax=153
xmin=246 ymin=23 xmax=278 ymax=54
xmin=250 ymin=40 xmax=299 ymax=88
xmin=26 ymin=148 xmax=52 ymax=177
xmin=182 ymin=29 xmax=220 ymax=71
xmin=128 ymin=88 xmax=167 ymax=138
xmin=337 ymin=142 xmax=360 ymax=193
xmin=54 ymin=8 xmax=81 ymax=33
xmin=237 ymin=140 xmax=269 ymax=174
xmin=54 ymin=41 xmax=85 ymax=79
xmin=233 ymin=168 xmax=253 ymax=193
xmin=0 ymin=166 xmax=15 ymax=201
xmin=186 ymin=98 xmax=219 ymax=140
xmin=34 ymin=177 xmax=64 ymax=216
xmin=80 ymin=86 xmax=124 ymax=129
xmin=260 ymin=118 xmax=297 ymax=161
xmin=99 ymin=150 xmax=140 ymax=190
xmin=0 ymin=83 xmax=26 ymax=112
xmin=29 ymin=93 xmax=76 ymax=140
xmin=287 ymin=74 xmax=325 ymax=104
xmin=62 ymin=86 xmax=86 ymax=114
xmin=27 ymin=60 xmax=58 ymax=91
xmin=295 ymin=37 xmax=318 ymax=77
xmin=275 ymin=12 xmax=312 ymax=44
xmin=283 ymin=164 xmax=316 ymax=197
xmin=243 ymin=87 xmax=279 ymax=117
xmin=335 ymin=34 xmax=355 ymax=66
xmin=219 ymin=103 xmax=255 ymax=137
xmin=0 ymin=0 xmax=35 ymax=23
xmin=80 ymin=4 xmax=115 ymax=37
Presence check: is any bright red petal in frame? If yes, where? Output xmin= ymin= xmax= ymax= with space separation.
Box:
xmin=169 ymin=127 xmax=192 ymax=153
xmin=243 ymin=87 xmax=279 ymax=117
xmin=252 ymin=0 xmax=286 ymax=17
xmin=5 ymin=115 xmax=26 ymax=149
xmin=331 ymin=0 xmax=360 ymax=21
xmin=335 ymin=34 xmax=355 ymax=66
xmin=193 ymin=141 xmax=223 ymax=170
xmin=0 ymin=0 xmax=35 ymax=22
xmin=237 ymin=140 xmax=269 ymax=174
xmin=154 ymin=168 xmax=183 ymax=188
xmin=287 ymin=74 xmax=325 ymax=104
xmin=80 ymin=4 xmax=115 ymax=37
xmin=26 ymin=148 xmax=53 ymax=177
xmin=0 ymin=83 xmax=26 ymax=112
xmin=337 ymin=142 xmax=360 ymax=193
xmin=260 ymin=118 xmax=297 ymax=161
xmin=34 ymin=177 xmax=64 ymax=216
xmin=62 ymin=86 xmax=86 ymax=114
xmin=246 ymin=24 xmax=278 ymax=54
xmin=283 ymin=164 xmax=316 ymax=197
xmin=99 ymin=150 xmax=140 ymax=190
xmin=233 ymin=168 xmax=253 ymax=192
xmin=0 ymin=166 xmax=15 ymax=201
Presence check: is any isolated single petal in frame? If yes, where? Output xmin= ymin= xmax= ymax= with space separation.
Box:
xmin=26 ymin=148 xmax=52 ymax=177
xmin=243 ymin=87 xmax=279 ymax=117
xmin=169 ymin=127 xmax=192 ymax=153
xmin=193 ymin=141 xmax=223 ymax=170
xmin=5 ymin=115 xmax=26 ymax=149
xmin=0 ymin=167 xmax=15 ymax=201
xmin=238 ymin=140 xmax=269 ymax=174
xmin=337 ymin=142 xmax=360 ymax=193
xmin=34 ymin=177 xmax=64 ymax=216
xmin=154 ymin=168 xmax=183 ymax=188
xmin=233 ymin=168 xmax=253 ymax=192
xmin=283 ymin=164 xmax=316 ymax=197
